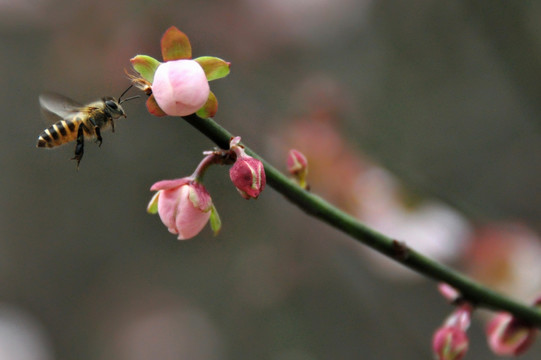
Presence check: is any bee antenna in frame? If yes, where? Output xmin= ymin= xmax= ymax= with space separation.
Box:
xmin=118 ymin=84 xmax=134 ymax=103
xmin=119 ymin=95 xmax=140 ymax=104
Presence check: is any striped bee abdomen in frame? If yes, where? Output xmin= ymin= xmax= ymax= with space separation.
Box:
xmin=36 ymin=119 xmax=79 ymax=148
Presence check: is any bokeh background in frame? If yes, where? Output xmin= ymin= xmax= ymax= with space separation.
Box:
xmin=1 ymin=0 xmax=541 ymax=359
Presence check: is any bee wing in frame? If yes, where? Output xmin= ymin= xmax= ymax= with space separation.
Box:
xmin=39 ymin=92 xmax=83 ymax=122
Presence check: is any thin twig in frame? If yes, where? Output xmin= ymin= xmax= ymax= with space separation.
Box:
xmin=183 ymin=113 xmax=541 ymax=328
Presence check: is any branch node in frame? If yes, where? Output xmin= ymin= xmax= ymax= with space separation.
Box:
xmin=391 ymin=239 xmax=410 ymax=261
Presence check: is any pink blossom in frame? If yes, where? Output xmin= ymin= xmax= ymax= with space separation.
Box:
xmin=152 ymin=59 xmax=210 ymax=116
xmin=486 ymin=312 xmax=537 ymax=356
xmin=148 ymin=177 xmax=213 ymax=240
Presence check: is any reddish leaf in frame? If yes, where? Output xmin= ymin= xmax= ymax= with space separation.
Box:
xmin=161 ymin=26 xmax=192 ymax=61
xmin=146 ymin=95 xmax=167 ymax=117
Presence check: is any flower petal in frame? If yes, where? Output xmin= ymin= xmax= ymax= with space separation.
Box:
xmin=156 ymin=187 xmax=182 ymax=234
xmin=188 ymin=182 xmax=213 ymax=212
xmin=150 ymin=178 xmax=192 ymax=191
xmin=161 ymin=26 xmax=192 ymax=61
xmin=194 ymin=56 xmax=231 ymax=81
xmin=175 ymin=185 xmax=211 ymax=240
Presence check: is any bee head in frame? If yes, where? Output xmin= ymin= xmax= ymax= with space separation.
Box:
xmin=103 ymin=96 xmax=126 ymax=119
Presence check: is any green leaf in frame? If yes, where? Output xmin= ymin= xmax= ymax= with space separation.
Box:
xmin=130 ymin=55 xmax=160 ymax=83
xmin=147 ymin=191 xmax=160 ymax=214
xmin=209 ymin=204 xmax=221 ymax=236
xmin=161 ymin=26 xmax=192 ymax=61
xmin=196 ymin=91 xmax=218 ymax=118
xmin=194 ymin=56 xmax=231 ymax=81
xmin=146 ymin=95 xmax=167 ymax=117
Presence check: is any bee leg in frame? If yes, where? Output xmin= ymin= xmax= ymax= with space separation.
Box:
xmin=94 ymin=127 xmax=103 ymax=147
xmin=72 ymin=123 xmax=85 ymax=170
xmin=88 ymin=118 xmax=102 ymax=147
xmin=110 ymin=118 xmax=115 ymax=133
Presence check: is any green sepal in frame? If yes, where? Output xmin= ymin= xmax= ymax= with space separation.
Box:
xmin=161 ymin=26 xmax=192 ymax=61
xmin=130 ymin=55 xmax=161 ymax=83
xmin=146 ymin=95 xmax=167 ymax=117
xmin=196 ymin=91 xmax=218 ymax=118
xmin=209 ymin=204 xmax=221 ymax=236
xmin=147 ymin=191 xmax=160 ymax=214
xmin=194 ymin=56 xmax=231 ymax=81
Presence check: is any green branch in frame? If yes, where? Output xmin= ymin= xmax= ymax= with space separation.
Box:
xmin=183 ymin=113 xmax=541 ymax=328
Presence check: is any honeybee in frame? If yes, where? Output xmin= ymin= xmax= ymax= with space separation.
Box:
xmin=36 ymin=85 xmax=138 ymax=169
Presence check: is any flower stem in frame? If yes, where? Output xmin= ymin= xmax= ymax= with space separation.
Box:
xmin=182 ymin=113 xmax=541 ymax=328
xmin=191 ymin=150 xmax=234 ymax=182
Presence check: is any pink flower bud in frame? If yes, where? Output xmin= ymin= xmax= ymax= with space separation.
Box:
xmin=438 ymin=283 xmax=462 ymax=304
xmin=230 ymin=156 xmax=266 ymax=199
xmin=444 ymin=305 xmax=473 ymax=331
xmin=287 ymin=149 xmax=308 ymax=176
xmin=486 ymin=312 xmax=537 ymax=356
xmin=432 ymin=305 xmax=472 ymax=360
xmin=432 ymin=325 xmax=469 ymax=360
xmin=148 ymin=177 xmax=213 ymax=240
xmin=152 ymin=59 xmax=210 ymax=116
xmin=287 ymin=149 xmax=309 ymax=189
xmin=229 ymin=137 xmax=266 ymax=199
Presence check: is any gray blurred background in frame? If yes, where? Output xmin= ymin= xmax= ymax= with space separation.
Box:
xmin=1 ymin=0 xmax=541 ymax=359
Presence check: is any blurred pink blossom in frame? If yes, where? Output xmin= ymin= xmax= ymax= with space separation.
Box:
xmin=356 ymin=168 xmax=471 ymax=279
xmin=466 ymin=224 xmax=541 ymax=300
xmin=432 ymin=305 xmax=472 ymax=360
xmin=432 ymin=325 xmax=469 ymax=360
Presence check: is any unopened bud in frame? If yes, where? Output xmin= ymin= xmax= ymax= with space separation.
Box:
xmin=438 ymin=283 xmax=462 ymax=304
xmin=229 ymin=137 xmax=266 ymax=199
xmin=432 ymin=325 xmax=469 ymax=360
xmin=486 ymin=312 xmax=536 ymax=356
xmin=287 ymin=149 xmax=309 ymax=189
xmin=432 ymin=305 xmax=472 ymax=360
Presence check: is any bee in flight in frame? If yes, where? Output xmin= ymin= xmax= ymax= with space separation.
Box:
xmin=36 ymin=86 xmax=138 ymax=169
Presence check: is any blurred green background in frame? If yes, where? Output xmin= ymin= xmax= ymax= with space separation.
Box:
xmin=1 ymin=0 xmax=541 ymax=359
